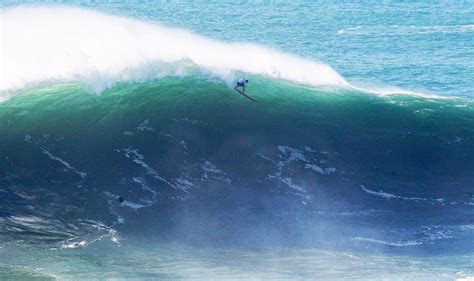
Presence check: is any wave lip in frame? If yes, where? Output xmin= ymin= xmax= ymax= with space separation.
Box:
xmin=0 ymin=6 xmax=347 ymax=100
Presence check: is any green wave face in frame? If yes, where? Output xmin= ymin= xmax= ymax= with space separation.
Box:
xmin=0 ymin=77 xmax=473 ymax=252
xmin=2 ymin=2 xmax=474 ymax=279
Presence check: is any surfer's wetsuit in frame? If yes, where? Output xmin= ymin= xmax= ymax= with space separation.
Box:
xmin=235 ymin=79 xmax=248 ymax=93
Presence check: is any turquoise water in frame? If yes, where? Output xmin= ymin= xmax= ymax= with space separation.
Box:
xmin=1 ymin=1 xmax=474 ymax=280
xmin=2 ymin=1 xmax=473 ymax=97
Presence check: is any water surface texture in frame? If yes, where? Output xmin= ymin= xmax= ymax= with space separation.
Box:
xmin=0 ymin=2 xmax=473 ymax=279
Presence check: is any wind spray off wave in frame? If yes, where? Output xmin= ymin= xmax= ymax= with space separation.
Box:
xmin=1 ymin=2 xmax=473 ymax=279
xmin=0 ymin=6 xmax=347 ymax=100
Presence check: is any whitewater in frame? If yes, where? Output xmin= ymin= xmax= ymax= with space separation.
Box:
xmin=1 ymin=6 xmax=350 ymax=99
xmin=0 ymin=2 xmax=473 ymax=280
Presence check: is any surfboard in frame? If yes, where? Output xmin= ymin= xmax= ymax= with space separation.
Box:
xmin=234 ymin=89 xmax=257 ymax=102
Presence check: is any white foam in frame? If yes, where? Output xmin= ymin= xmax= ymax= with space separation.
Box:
xmin=0 ymin=6 xmax=348 ymax=100
xmin=360 ymin=185 xmax=427 ymax=201
xmin=264 ymin=145 xmax=338 ymax=196
xmin=132 ymin=176 xmax=157 ymax=195
xmin=136 ymin=119 xmax=155 ymax=132
xmin=337 ymin=26 xmax=362 ymax=35
xmin=121 ymin=200 xmax=146 ymax=210
xmin=277 ymin=145 xmax=336 ymax=175
xmin=421 ymin=226 xmax=453 ymax=241
xmin=202 ymin=160 xmax=231 ymax=183
xmin=278 ymin=146 xmax=309 ymax=162
xmin=117 ymin=216 xmax=125 ymax=224
xmin=458 ymin=225 xmax=474 ymax=231
xmin=279 ymin=177 xmax=306 ymax=193
xmin=360 ymin=185 xmax=399 ymax=199
xmin=59 ymin=220 xmax=120 ymax=249
xmin=258 ymin=153 xmax=274 ymax=162
xmin=350 ymin=83 xmax=441 ymax=98
xmin=104 ymin=190 xmax=151 ymax=211
xmin=41 ymin=148 xmax=87 ymax=179
xmin=457 ymin=276 xmax=474 ymax=281
xmin=123 ymin=147 xmax=174 ymax=187
xmin=352 ymin=237 xmax=422 ymax=247
xmin=9 ymin=215 xmax=45 ymax=224
xmin=60 ymin=240 xmax=87 ymax=249
xmin=305 ymin=164 xmax=336 ymax=175
xmin=360 ymin=185 xmax=451 ymax=205
xmin=175 ymin=178 xmax=194 ymax=192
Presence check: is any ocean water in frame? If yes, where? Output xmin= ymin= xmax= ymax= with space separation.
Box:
xmin=1 ymin=1 xmax=473 ymax=280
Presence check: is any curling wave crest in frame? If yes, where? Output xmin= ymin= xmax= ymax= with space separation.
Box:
xmin=0 ymin=6 xmax=348 ymax=100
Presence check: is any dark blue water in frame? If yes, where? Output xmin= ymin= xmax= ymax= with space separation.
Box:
xmin=0 ymin=2 xmax=473 ymax=279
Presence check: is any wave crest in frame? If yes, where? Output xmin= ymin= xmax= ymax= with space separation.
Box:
xmin=0 ymin=6 xmax=348 ymax=100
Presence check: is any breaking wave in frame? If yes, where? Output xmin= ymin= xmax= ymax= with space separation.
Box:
xmin=0 ymin=6 xmax=348 ymax=100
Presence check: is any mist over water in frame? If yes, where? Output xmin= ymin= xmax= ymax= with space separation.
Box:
xmin=1 ymin=77 xmax=473 ymax=278
xmin=1 ymin=2 xmax=473 ymax=280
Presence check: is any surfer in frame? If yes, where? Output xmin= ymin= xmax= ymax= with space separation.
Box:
xmin=234 ymin=78 xmax=248 ymax=94
xmin=233 ymin=78 xmax=256 ymax=101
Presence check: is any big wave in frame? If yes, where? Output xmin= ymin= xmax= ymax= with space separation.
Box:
xmin=0 ymin=6 xmax=348 ymax=100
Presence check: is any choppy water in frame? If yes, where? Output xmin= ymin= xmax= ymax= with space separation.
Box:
xmin=1 ymin=1 xmax=473 ymax=279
